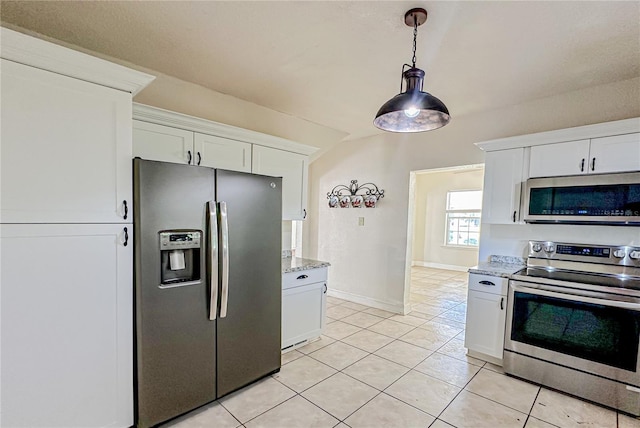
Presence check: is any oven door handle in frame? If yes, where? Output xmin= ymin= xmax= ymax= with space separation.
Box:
xmin=511 ymin=283 xmax=640 ymax=311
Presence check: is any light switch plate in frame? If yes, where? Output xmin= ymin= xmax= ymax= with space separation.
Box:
xmin=358 ymin=217 xmax=365 ymax=226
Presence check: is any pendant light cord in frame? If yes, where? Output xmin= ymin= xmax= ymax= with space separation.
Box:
xmin=411 ymin=15 xmax=418 ymax=68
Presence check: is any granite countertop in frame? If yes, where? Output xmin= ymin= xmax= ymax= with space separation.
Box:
xmin=468 ymin=255 xmax=526 ymax=278
xmin=282 ymin=257 xmax=331 ymax=274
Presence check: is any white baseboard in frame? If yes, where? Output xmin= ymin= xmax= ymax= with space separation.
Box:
xmin=326 ymin=289 xmax=403 ymax=314
xmin=411 ymin=261 xmax=470 ymax=272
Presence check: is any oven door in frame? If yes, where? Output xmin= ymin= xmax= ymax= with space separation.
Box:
xmin=505 ymin=280 xmax=640 ymax=386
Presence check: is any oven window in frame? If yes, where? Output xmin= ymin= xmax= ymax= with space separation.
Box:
xmin=511 ymin=292 xmax=640 ymax=371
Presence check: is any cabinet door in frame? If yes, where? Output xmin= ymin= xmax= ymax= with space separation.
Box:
xmin=282 ymin=282 xmax=326 ymax=349
xmin=1 ymin=224 xmax=133 ymax=427
xmin=252 ymin=146 xmax=308 ymax=220
xmin=529 ymin=140 xmax=590 ymax=178
xmin=133 ymin=120 xmax=194 ymax=165
xmin=1 ymin=59 xmax=132 ymax=224
xmin=588 ymin=133 xmax=640 ymax=174
xmin=481 ymin=148 xmax=525 ymax=224
xmin=194 ymin=133 xmax=252 ymax=172
xmin=464 ymin=290 xmax=507 ymax=359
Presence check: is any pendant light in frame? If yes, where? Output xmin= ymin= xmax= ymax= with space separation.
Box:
xmin=373 ymin=8 xmax=450 ymax=133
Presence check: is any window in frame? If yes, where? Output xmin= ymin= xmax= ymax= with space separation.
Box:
xmin=445 ymin=190 xmax=482 ymax=247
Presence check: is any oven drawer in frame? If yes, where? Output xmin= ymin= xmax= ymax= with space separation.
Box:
xmin=469 ymin=273 xmax=508 ymax=295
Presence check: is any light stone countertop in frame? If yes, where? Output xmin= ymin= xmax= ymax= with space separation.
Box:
xmin=282 ymin=257 xmax=331 ymax=274
xmin=468 ymin=255 xmax=526 ymax=278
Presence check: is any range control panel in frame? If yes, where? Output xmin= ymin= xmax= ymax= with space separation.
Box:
xmin=529 ymin=241 xmax=640 ymax=267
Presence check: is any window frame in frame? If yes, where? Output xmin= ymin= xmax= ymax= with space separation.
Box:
xmin=444 ymin=190 xmax=482 ymax=248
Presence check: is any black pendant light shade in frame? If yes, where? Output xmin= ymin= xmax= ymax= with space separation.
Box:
xmin=374 ymin=8 xmax=450 ymax=133
xmin=374 ymin=67 xmax=450 ymax=132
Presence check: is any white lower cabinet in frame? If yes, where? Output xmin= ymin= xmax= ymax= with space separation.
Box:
xmin=464 ymin=273 xmax=508 ymax=362
xmin=0 ymin=224 xmax=133 ymax=428
xmin=282 ymin=268 xmax=327 ymax=349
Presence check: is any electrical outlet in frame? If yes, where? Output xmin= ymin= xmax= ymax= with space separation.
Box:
xmin=358 ymin=217 xmax=365 ymax=226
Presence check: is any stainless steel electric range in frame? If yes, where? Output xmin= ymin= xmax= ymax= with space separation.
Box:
xmin=504 ymin=241 xmax=640 ymax=416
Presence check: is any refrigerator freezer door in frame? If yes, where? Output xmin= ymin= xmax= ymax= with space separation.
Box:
xmin=134 ymin=159 xmax=216 ymax=428
xmin=215 ymin=170 xmax=282 ymax=397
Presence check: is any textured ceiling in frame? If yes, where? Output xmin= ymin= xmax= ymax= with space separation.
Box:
xmin=1 ymin=1 xmax=639 ymax=142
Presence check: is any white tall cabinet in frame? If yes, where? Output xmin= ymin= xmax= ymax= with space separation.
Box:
xmin=0 ymin=28 xmax=154 ymax=428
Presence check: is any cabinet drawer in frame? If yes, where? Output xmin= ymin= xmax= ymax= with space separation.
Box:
xmin=283 ymin=267 xmax=328 ymax=290
xmin=468 ymin=273 xmax=508 ymax=295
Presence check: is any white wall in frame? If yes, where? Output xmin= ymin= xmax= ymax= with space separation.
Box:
xmin=305 ymin=77 xmax=640 ymax=313
xmin=412 ymin=168 xmax=484 ymax=270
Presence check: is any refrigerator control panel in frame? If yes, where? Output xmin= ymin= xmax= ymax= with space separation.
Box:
xmin=160 ymin=231 xmax=202 ymax=250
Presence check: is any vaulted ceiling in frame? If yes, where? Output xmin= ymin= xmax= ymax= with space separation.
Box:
xmin=2 ymin=1 xmax=639 ymax=142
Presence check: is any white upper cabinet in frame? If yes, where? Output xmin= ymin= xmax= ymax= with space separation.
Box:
xmin=133 ymin=120 xmax=194 ymax=165
xmin=529 ymin=133 xmax=640 ymax=178
xmin=588 ymin=133 xmax=640 ymax=174
xmin=481 ymin=148 xmax=525 ymax=224
xmin=1 ymin=59 xmax=133 ymax=224
xmin=1 ymin=223 xmax=133 ymax=428
xmin=133 ymin=122 xmax=252 ymax=172
xmin=529 ymin=139 xmax=590 ymax=178
xmin=252 ymin=146 xmax=308 ymax=220
xmin=194 ymin=133 xmax=252 ymax=172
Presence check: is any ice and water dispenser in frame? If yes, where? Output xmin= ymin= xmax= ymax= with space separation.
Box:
xmin=159 ymin=230 xmax=202 ymax=286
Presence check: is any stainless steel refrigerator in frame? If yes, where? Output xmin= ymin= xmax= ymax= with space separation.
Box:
xmin=133 ymin=159 xmax=282 ymax=427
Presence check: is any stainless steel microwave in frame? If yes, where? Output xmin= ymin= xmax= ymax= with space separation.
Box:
xmin=523 ymin=172 xmax=640 ymax=225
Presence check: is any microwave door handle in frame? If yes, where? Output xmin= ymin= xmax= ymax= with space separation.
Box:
xmin=219 ymin=201 xmax=229 ymax=318
xmin=207 ymin=201 xmax=219 ymax=321
xmin=511 ymin=283 xmax=640 ymax=311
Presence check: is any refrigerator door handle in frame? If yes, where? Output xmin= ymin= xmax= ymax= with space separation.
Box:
xmin=207 ymin=201 xmax=219 ymax=321
xmin=219 ymin=201 xmax=230 ymax=318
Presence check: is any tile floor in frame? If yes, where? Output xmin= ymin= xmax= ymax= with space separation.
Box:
xmin=163 ymin=267 xmax=640 ymax=428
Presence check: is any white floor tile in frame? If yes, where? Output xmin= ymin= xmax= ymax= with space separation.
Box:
xmin=465 ymin=368 xmax=539 ymax=414
xmin=244 ymin=396 xmax=338 ymax=428
xmin=414 ymin=352 xmax=481 ymax=387
xmin=345 ymin=393 xmax=435 ymax=428
xmin=440 ymin=390 xmax=527 ymax=428
xmin=273 ymin=356 xmax=337 ymax=392
xmin=220 ymin=377 xmax=296 ymax=423
xmin=341 ymin=329 xmax=394 ymax=353
xmin=368 ymin=319 xmax=416 ymax=338
xmin=340 ymin=312 xmax=385 ymax=328
xmin=385 ymin=370 xmax=461 ymax=416
xmin=309 ymin=341 xmax=368 ymax=370
xmin=296 ymin=336 xmax=336 ymax=354
xmin=530 ymin=388 xmax=616 ymax=428
xmin=374 ymin=340 xmax=433 ymax=368
xmin=161 ymin=401 xmax=240 ymax=428
xmin=301 ymin=373 xmax=378 ymax=420
xmin=343 ymin=354 xmax=409 ymax=390
xmin=322 ymin=320 xmax=362 ymax=340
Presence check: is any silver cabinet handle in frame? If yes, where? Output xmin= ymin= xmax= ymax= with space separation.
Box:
xmin=207 ymin=201 xmax=219 ymax=321
xmin=219 ymin=201 xmax=229 ymax=318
